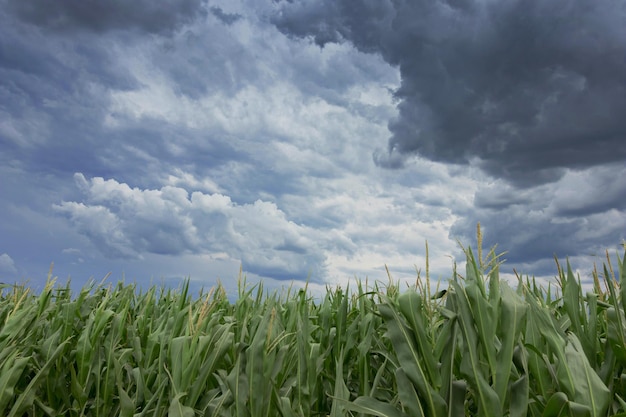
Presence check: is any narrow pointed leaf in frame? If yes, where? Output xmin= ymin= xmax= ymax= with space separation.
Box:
xmin=342 ymin=397 xmax=408 ymax=417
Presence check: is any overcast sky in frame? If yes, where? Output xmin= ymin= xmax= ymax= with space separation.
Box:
xmin=1 ymin=0 xmax=625 ymax=297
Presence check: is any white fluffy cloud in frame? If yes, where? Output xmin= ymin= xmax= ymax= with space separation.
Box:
xmin=0 ymin=253 xmax=18 ymax=276
xmin=53 ymin=165 xmax=472 ymax=286
xmin=54 ymin=173 xmax=351 ymax=281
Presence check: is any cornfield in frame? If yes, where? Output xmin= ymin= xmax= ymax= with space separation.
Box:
xmin=1 ymin=243 xmax=626 ymax=416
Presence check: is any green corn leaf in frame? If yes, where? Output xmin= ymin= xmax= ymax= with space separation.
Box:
xmin=524 ymin=300 xmax=557 ymax=398
xmin=277 ymin=397 xmax=298 ymax=417
xmin=8 ymin=338 xmax=70 ymax=417
xmin=557 ymin=334 xmax=610 ymax=417
xmin=435 ymin=306 xmax=457 ymax=412
xmin=542 ymin=392 xmax=569 ymax=417
xmin=449 ymin=380 xmax=467 ymax=417
xmin=170 ymin=336 xmax=189 ymax=392
xmin=465 ymin=280 xmax=497 ymax=378
xmin=541 ymin=395 xmax=597 ymax=417
xmin=188 ymin=326 xmax=234 ymax=406
xmin=248 ymin=309 xmax=273 ymax=417
xmin=488 ymin=263 xmax=501 ymax=313
xmin=567 ymin=402 xmax=593 ymax=417
xmin=563 ymin=260 xmax=583 ymax=337
xmin=606 ymin=307 xmax=626 ymax=365
xmin=341 ymin=396 xmax=408 ymax=417
xmin=397 ymin=291 xmax=441 ymax=387
xmin=395 ymin=367 xmax=425 ymax=417
xmin=226 ymin=347 xmax=249 ymax=417
xmin=510 ymin=374 xmax=529 ymax=417
xmin=496 ymin=283 xmax=528 ymax=410
xmin=616 ymin=251 xmax=626 ymax=311
xmin=449 ymin=281 xmax=501 ymax=416
xmin=168 ymin=393 xmax=195 ymax=417
xmin=0 ymin=352 xmax=30 ymax=414
xmin=562 ymin=261 xmax=596 ymax=364
xmin=379 ymin=301 xmax=447 ymax=416
xmin=117 ymin=383 xmax=135 ymax=417
xmin=0 ymin=308 xmax=37 ymax=345
xmin=369 ymin=355 xmax=390 ymax=400
xmin=330 ymin=350 xmax=349 ymax=417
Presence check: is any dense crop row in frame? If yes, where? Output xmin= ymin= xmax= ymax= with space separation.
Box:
xmin=1 ymin=243 xmax=625 ymax=416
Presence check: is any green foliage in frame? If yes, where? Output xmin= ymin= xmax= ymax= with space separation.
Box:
xmin=0 ymin=242 xmax=625 ymax=416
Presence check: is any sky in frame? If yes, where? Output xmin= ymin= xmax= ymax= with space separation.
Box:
xmin=1 ymin=0 xmax=625 ymax=298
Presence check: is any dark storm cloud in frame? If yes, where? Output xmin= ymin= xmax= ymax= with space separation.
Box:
xmin=6 ymin=0 xmax=207 ymax=34
xmin=0 ymin=5 xmax=203 ymax=183
xmin=0 ymin=10 xmax=137 ymax=100
xmin=273 ymin=0 xmax=626 ymax=186
xmin=1 ymin=0 xmax=326 ymax=205
xmin=0 ymin=0 xmax=207 ymax=164
xmin=450 ymin=206 xmax=626 ymax=276
xmin=472 ymin=163 xmax=626 ymax=216
xmin=451 ymin=165 xmax=626 ymax=275
xmin=0 ymin=27 xmax=138 ymax=179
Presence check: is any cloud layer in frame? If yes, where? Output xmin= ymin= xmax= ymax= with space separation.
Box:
xmin=273 ymin=0 xmax=626 ymax=186
xmin=54 ymin=173 xmax=345 ymax=281
xmin=6 ymin=0 xmax=208 ymax=34
xmin=0 ymin=0 xmax=623 ymax=294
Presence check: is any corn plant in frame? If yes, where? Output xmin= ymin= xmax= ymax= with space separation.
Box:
xmin=1 ymin=239 xmax=625 ymax=416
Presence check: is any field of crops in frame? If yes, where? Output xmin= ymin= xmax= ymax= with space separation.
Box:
xmin=1 ymin=242 xmax=626 ymax=416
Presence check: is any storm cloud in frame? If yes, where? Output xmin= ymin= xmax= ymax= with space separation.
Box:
xmin=0 ymin=0 xmax=623 ymax=294
xmin=5 ymin=0 xmax=208 ymax=34
xmin=273 ymin=0 xmax=626 ymax=186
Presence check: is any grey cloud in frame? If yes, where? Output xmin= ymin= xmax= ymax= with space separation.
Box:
xmin=53 ymin=201 xmax=139 ymax=259
xmin=474 ymin=185 xmax=532 ymax=210
xmin=474 ymin=164 xmax=626 ymax=215
xmin=2 ymin=1 xmax=396 ymax=192
xmin=155 ymin=12 xmax=398 ymax=103
xmin=154 ymin=26 xmax=259 ymax=99
xmin=372 ymin=147 xmax=406 ymax=169
xmin=273 ymin=0 xmax=626 ymax=186
xmin=54 ymin=174 xmax=335 ymax=281
xmin=210 ymin=7 xmax=242 ymax=25
xmin=271 ymin=0 xmax=394 ymax=51
xmin=1 ymin=10 xmax=244 ymax=184
xmin=451 ymin=170 xmax=626 ymax=274
xmin=0 ymin=7 xmax=142 ymax=178
xmin=6 ymin=0 xmax=207 ymax=34
xmin=548 ymin=163 xmax=626 ymax=217
xmin=0 ymin=17 xmax=134 ymax=99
